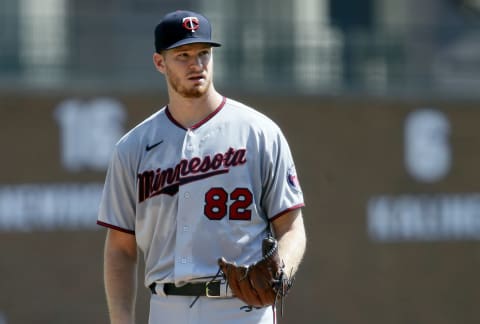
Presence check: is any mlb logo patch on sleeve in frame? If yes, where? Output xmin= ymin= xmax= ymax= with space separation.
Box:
xmin=287 ymin=166 xmax=301 ymax=192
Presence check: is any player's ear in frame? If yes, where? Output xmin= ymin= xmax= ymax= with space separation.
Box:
xmin=153 ymin=52 xmax=166 ymax=74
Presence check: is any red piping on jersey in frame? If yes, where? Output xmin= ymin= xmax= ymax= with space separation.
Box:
xmin=97 ymin=220 xmax=135 ymax=235
xmin=165 ymin=96 xmax=226 ymax=130
xmin=270 ymin=203 xmax=305 ymax=222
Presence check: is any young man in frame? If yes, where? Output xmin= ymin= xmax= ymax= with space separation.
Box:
xmin=97 ymin=10 xmax=306 ymax=324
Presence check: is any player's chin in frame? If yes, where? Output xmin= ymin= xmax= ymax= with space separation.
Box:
xmin=180 ymin=87 xmax=208 ymax=98
xmin=177 ymin=79 xmax=210 ymax=98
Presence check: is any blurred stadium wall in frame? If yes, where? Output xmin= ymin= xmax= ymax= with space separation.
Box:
xmin=1 ymin=0 xmax=480 ymax=323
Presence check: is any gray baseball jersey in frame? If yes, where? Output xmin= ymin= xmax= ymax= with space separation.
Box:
xmin=97 ymin=97 xmax=304 ymax=288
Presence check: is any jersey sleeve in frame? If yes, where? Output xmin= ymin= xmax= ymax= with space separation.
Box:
xmin=97 ymin=144 xmax=136 ymax=234
xmin=261 ymin=127 xmax=304 ymax=220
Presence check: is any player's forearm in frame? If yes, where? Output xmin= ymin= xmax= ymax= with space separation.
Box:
xmin=104 ymin=247 xmax=138 ymax=324
xmin=275 ymin=213 xmax=306 ymax=277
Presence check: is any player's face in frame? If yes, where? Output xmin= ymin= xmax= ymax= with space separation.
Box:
xmin=154 ymin=43 xmax=214 ymax=98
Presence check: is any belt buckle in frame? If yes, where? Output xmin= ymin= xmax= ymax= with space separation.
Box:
xmin=205 ymin=281 xmax=221 ymax=298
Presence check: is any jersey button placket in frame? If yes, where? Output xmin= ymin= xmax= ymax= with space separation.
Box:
xmin=185 ymin=129 xmax=195 ymax=155
xmin=174 ymin=129 xmax=196 ymax=280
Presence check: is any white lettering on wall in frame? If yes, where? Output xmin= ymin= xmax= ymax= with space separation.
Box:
xmin=404 ymin=109 xmax=451 ymax=182
xmin=0 ymin=183 xmax=103 ymax=232
xmin=54 ymin=98 xmax=126 ymax=172
xmin=367 ymin=194 xmax=480 ymax=241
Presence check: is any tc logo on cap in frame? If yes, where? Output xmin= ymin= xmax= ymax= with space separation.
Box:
xmin=182 ymin=17 xmax=200 ymax=32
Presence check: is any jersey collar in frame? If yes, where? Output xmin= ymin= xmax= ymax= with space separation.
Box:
xmin=166 ymin=96 xmax=226 ymax=131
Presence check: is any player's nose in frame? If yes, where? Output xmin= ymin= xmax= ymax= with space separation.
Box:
xmin=189 ymin=55 xmax=205 ymax=70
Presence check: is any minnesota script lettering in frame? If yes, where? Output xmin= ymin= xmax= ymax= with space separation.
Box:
xmin=137 ymin=147 xmax=247 ymax=202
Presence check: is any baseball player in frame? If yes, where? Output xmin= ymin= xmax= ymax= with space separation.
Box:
xmin=97 ymin=10 xmax=306 ymax=324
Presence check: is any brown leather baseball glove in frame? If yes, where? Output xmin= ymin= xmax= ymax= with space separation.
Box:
xmin=217 ymin=236 xmax=294 ymax=312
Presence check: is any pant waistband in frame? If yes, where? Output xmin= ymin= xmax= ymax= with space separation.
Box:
xmin=149 ymin=281 xmax=233 ymax=298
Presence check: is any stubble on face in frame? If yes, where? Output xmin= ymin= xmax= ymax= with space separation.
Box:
xmin=165 ymin=62 xmax=212 ymax=99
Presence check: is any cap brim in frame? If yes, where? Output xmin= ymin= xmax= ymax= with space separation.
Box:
xmin=164 ymin=38 xmax=221 ymax=50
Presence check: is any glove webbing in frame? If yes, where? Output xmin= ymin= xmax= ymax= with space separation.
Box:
xmin=275 ymin=266 xmax=295 ymax=317
xmin=243 ymin=237 xmax=294 ymax=316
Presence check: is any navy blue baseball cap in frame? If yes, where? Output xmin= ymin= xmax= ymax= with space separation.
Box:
xmin=154 ymin=10 xmax=222 ymax=52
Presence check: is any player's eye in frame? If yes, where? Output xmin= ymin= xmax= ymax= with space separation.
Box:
xmin=176 ymin=52 xmax=189 ymax=60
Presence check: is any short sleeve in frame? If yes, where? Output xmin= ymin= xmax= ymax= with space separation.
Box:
xmin=97 ymin=145 xmax=136 ymax=234
xmin=261 ymin=128 xmax=304 ymax=220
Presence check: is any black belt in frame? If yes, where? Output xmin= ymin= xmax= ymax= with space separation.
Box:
xmin=149 ymin=281 xmax=223 ymax=297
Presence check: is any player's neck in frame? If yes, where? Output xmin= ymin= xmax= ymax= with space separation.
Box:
xmin=167 ymin=89 xmax=224 ymax=129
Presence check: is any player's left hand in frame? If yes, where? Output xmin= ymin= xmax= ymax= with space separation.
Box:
xmin=217 ymin=236 xmax=293 ymax=308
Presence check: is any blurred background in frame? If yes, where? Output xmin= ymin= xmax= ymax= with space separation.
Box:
xmin=1 ymin=0 xmax=480 ymax=323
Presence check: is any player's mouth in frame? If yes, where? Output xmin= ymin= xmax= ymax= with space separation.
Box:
xmin=187 ymin=74 xmax=206 ymax=82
